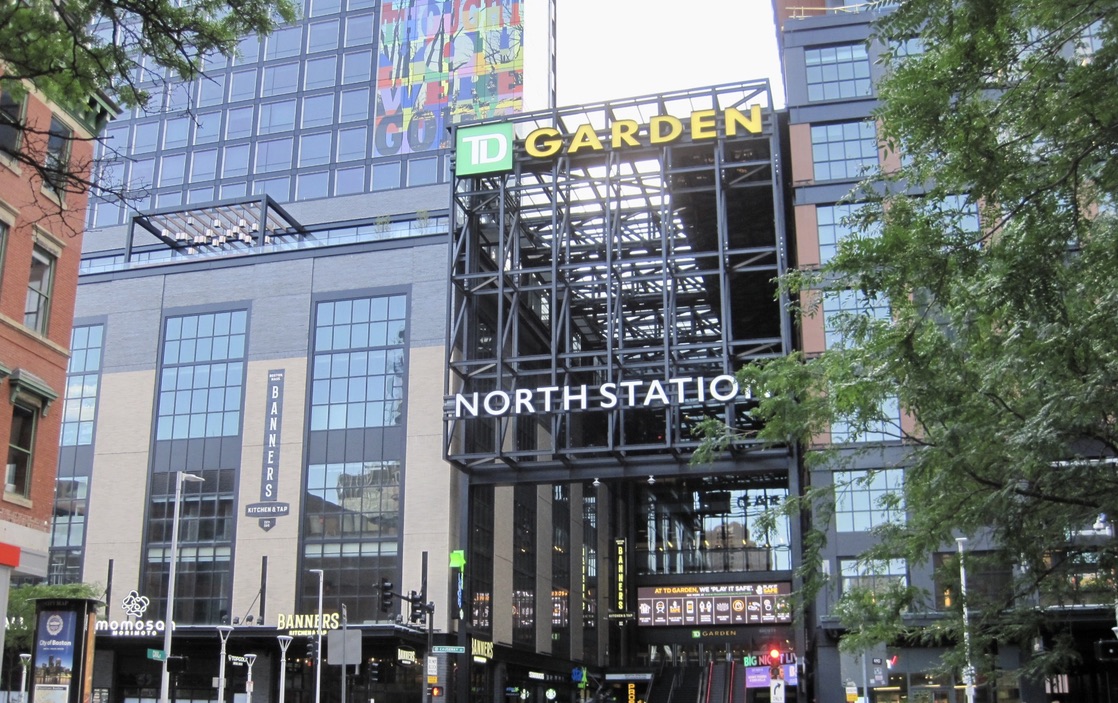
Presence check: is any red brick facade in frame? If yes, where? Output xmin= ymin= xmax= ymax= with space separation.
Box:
xmin=0 ymin=81 xmax=97 ymax=576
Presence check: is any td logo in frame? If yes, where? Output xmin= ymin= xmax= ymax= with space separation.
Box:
xmin=456 ymin=123 xmax=514 ymax=176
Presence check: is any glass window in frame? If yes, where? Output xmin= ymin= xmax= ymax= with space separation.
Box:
xmin=309 ymin=294 xmax=408 ymax=431
xmin=235 ymin=35 xmax=260 ymax=64
xmin=305 ymin=56 xmax=337 ymax=90
xmin=342 ymin=50 xmax=372 ymax=84
xmin=303 ymin=94 xmax=335 ymax=128
xmin=337 ymin=127 xmax=366 ymax=161
xmin=197 ymin=75 xmax=226 ymax=107
xmin=44 ymin=117 xmax=72 ymax=195
xmin=6 ymin=405 xmax=36 ymax=498
xmin=165 ymin=83 xmax=191 ymax=112
xmin=309 ymin=0 xmax=341 ymax=16
xmin=348 ymin=0 xmax=374 ymax=8
xmin=188 ymin=187 xmax=214 ymax=204
xmin=129 ymin=158 xmax=155 ymax=189
xmin=221 ymin=182 xmax=247 ymax=199
xmin=195 ymin=112 xmax=221 ymax=144
xmin=407 ymin=157 xmax=438 ymax=186
xmin=163 ymin=117 xmax=190 ymax=149
xmin=254 ymin=176 xmax=290 ymax=201
xmin=299 ymin=132 xmax=332 ymax=167
xmin=811 ymin=121 xmax=878 ymax=181
xmin=157 ymin=310 xmax=248 ymax=440
xmin=256 ymin=137 xmax=293 ymax=172
xmin=25 ymin=244 xmax=55 ymax=333
xmin=158 ymin=153 xmax=186 ymax=187
xmin=372 ymin=161 xmax=402 ymax=191
xmin=229 ymin=69 xmax=258 ymax=101
xmin=834 ymin=469 xmax=904 ymax=532
xmin=308 ymin=20 xmax=340 ymax=52
xmin=822 ymin=289 xmax=890 ymax=349
xmin=223 ymin=144 xmax=250 ymax=178
xmin=258 ymin=100 xmax=296 ymax=134
xmin=839 ymin=558 xmax=907 ymax=594
xmin=190 ymin=150 xmax=218 ymax=181
xmin=339 ymin=88 xmax=369 ymax=122
xmin=264 ymin=26 xmax=302 ymax=60
xmin=92 ymin=199 xmax=122 ymax=228
xmin=132 ymin=121 xmax=159 ymax=153
xmin=156 ymin=191 xmax=182 ymax=208
xmin=335 ymin=166 xmax=365 ymax=195
xmin=226 ymin=106 xmax=254 ymax=139
xmin=817 ymin=203 xmax=860 ymax=264
xmin=805 ymin=44 xmax=872 ymax=102
xmin=262 ymin=63 xmax=299 ymax=96
xmin=297 ymin=171 xmax=330 ymax=201
xmin=345 ymin=14 xmax=374 ymax=46
xmin=0 ymin=90 xmax=24 ymax=154
xmin=61 ymin=324 xmax=105 ymax=446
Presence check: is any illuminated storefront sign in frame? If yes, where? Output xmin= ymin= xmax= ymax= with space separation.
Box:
xmin=453 ymin=375 xmax=740 ymax=418
xmin=637 ymin=583 xmax=791 ymax=626
xmin=276 ymin=611 xmax=342 ymax=635
xmin=615 ymin=539 xmax=627 ymax=613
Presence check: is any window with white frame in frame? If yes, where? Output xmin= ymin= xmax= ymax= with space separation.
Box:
xmin=834 ymin=469 xmax=905 ymax=532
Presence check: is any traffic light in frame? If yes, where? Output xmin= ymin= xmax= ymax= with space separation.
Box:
xmin=769 ymin=647 xmax=781 ymax=661
xmin=429 ymin=686 xmax=444 ymax=697
xmin=380 ymin=577 xmax=394 ymax=612
xmin=167 ymin=655 xmax=188 ymax=673
xmin=368 ymin=660 xmax=381 ymax=682
xmin=306 ymin=638 xmax=318 ymax=661
xmin=409 ymin=590 xmax=426 ymax=623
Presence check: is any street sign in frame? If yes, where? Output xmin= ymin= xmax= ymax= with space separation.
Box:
xmin=770 ymin=680 xmax=785 ymax=703
xmin=147 ymin=649 xmax=166 ymax=662
xmin=432 ymin=646 xmax=466 ymax=654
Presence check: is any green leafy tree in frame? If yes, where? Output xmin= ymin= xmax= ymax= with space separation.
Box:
xmin=701 ymin=0 xmax=1118 ymax=681
xmin=0 ymin=0 xmax=297 ymax=205
xmin=3 ymin=582 xmax=102 ymax=687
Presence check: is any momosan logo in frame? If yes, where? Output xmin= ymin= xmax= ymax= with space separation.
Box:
xmin=456 ymin=123 xmax=514 ymax=176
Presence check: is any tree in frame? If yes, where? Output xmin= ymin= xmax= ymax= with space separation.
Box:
xmin=0 ymin=0 xmax=297 ymax=211
xmin=701 ymin=0 xmax=1118 ymax=681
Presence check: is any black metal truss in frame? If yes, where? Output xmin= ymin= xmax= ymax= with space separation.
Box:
xmin=445 ymin=82 xmax=794 ymax=477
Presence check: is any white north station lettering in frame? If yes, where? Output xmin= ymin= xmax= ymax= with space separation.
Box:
xmin=454 ymin=375 xmax=740 ymax=418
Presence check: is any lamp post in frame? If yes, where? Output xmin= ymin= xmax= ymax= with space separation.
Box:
xmin=277 ymin=635 xmax=293 ymax=703
xmin=310 ymin=568 xmax=324 ymax=703
xmin=19 ymin=653 xmax=30 ymax=703
xmin=245 ymin=653 xmax=257 ymax=703
xmin=956 ymin=537 xmax=976 ymax=703
xmin=160 ymin=471 xmax=205 ymax=703
xmin=216 ymin=625 xmax=234 ymax=703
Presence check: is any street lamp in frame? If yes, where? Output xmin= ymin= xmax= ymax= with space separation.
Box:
xmin=277 ymin=635 xmax=293 ymax=703
xmin=216 ymin=625 xmax=234 ymax=703
xmin=160 ymin=471 xmax=205 ymax=703
xmin=310 ymin=568 xmax=324 ymax=703
xmin=245 ymin=653 xmax=257 ymax=703
xmin=956 ymin=537 xmax=976 ymax=703
xmin=19 ymin=653 xmax=30 ymax=703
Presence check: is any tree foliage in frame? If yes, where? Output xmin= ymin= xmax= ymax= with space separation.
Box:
xmin=0 ymin=0 xmax=297 ymax=207
xmin=5 ymin=581 xmax=102 ymax=652
xmin=706 ymin=0 xmax=1118 ymax=679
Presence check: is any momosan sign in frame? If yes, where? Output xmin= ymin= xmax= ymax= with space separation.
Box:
xmin=456 ymin=105 xmax=764 ymax=175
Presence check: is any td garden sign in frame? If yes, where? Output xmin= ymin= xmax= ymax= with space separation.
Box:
xmin=455 ymin=105 xmax=764 ymax=176
xmin=453 ymin=375 xmax=741 ymax=418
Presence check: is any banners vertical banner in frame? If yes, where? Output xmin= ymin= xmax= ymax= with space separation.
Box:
xmin=259 ymin=370 xmax=285 ymax=531
xmin=32 ymin=610 xmax=77 ymax=703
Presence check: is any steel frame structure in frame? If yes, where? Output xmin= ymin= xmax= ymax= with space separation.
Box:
xmin=444 ymin=82 xmax=793 ymax=480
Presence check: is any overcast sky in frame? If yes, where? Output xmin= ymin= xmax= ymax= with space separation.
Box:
xmin=554 ymin=0 xmax=786 ymax=109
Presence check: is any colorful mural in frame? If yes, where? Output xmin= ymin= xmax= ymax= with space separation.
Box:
xmin=375 ymin=0 xmax=524 ymax=158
